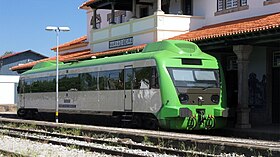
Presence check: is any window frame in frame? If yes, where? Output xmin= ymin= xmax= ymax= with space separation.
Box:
xmin=215 ymin=0 xmax=248 ymax=16
xmin=263 ymin=0 xmax=280 ymax=5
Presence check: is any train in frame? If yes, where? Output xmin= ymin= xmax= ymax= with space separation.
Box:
xmin=17 ymin=40 xmax=228 ymax=130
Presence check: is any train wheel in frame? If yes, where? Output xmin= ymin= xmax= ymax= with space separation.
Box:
xmin=17 ymin=109 xmax=26 ymax=118
xmin=142 ymin=115 xmax=159 ymax=130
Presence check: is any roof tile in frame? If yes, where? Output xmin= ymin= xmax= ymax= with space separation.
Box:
xmin=170 ymin=12 xmax=280 ymax=41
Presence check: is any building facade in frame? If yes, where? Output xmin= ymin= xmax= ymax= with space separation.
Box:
xmin=0 ymin=50 xmax=46 ymax=105
xmin=79 ymin=0 xmax=280 ymax=127
xmin=12 ymin=0 xmax=280 ymax=127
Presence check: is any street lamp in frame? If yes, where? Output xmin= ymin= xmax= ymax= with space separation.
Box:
xmin=45 ymin=26 xmax=70 ymax=123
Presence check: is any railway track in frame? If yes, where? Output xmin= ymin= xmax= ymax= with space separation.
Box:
xmin=0 ymin=124 xmax=213 ymax=157
xmin=0 ymin=117 xmax=279 ymax=157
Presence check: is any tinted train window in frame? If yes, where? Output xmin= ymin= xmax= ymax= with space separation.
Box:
xmin=80 ymin=72 xmax=98 ymax=91
xmin=134 ymin=67 xmax=150 ymax=89
xmin=21 ymin=76 xmax=55 ymax=93
xmin=134 ymin=67 xmax=159 ymax=89
xmin=108 ymin=70 xmax=123 ymax=90
xmin=125 ymin=68 xmax=133 ymax=90
xmin=59 ymin=74 xmax=80 ymax=91
xmin=99 ymin=70 xmax=123 ymax=90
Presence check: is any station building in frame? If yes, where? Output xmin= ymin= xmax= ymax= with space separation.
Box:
xmin=12 ymin=0 xmax=280 ymax=127
xmin=0 ymin=50 xmax=46 ymax=108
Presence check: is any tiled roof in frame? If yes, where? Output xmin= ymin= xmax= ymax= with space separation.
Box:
xmin=170 ymin=12 xmax=280 ymax=41
xmin=51 ymin=35 xmax=88 ymax=51
xmin=79 ymin=0 xmax=95 ymax=9
xmin=11 ymin=44 xmax=146 ymax=71
xmin=10 ymin=50 xmax=91 ymax=71
xmin=11 ymin=12 xmax=280 ymax=71
xmin=1 ymin=50 xmax=46 ymax=60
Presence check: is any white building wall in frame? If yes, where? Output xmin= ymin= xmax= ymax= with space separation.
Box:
xmin=0 ymin=75 xmax=19 ymax=105
xmin=199 ymin=0 xmax=280 ymax=25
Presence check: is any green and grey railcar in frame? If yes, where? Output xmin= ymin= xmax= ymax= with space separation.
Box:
xmin=17 ymin=40 xmax=228 ymax=130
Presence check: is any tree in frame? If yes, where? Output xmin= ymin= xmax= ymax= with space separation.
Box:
xmin=2 ymin=51 xmax=13 ymax=57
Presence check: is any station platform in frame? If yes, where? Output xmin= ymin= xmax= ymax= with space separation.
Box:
xmin=220 ymin=124 xmax=280 ymax=141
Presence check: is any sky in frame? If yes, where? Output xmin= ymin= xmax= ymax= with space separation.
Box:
xmin=0 ymin=0 xmax=87 ymax=57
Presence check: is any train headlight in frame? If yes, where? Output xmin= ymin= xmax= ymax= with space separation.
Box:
xmin=178 ymin=93 xmax=189 ymax=104
xmin=211 ymin=95 xmax=220 ymax=104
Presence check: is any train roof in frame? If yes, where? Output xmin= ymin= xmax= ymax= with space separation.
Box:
xmin=21 ymin=40 xmax=216 ymax=75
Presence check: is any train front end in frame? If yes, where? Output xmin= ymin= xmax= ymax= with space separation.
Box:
xmin=150 ymin=40 xmax=228 ymax=130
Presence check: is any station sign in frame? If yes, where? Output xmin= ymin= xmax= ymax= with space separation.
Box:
xmin=109 ymin=37 xmax=133 ymax=49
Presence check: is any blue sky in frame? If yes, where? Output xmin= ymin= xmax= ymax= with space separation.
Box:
xmin=0 ymin=0 xmax=87 ymax=57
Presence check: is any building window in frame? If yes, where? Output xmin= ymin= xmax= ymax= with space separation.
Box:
xmin=273 ymin=51 xmax=280 ymax=67
xmin=217 ymin=0 xmax=224 ymax=11
xmin=96 ymin=14 xmax=101 ymax=29
xmin=264 ymin=0 xmax=280 ymax=5
xmin=241 ymin=0 xmax=247 ymax=6
xmin=91 ymin=14 xmax=101 ymax=29
xmin=226 ymin=0 xmax=238 ymax=9
xmin=215 ymin=0 xmax=248 ymax=16
xmin=107 ymin=11 xmax=126 ymax=24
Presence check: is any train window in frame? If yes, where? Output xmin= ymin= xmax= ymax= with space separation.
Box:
xmin=21 ymin=76 xmax=56 ymax=93
xmin=134 ymin=67 xmax=150 ymax=89
xmin=99 ymin=70 xmax=123 ymax=90
xmin=151 ymin=67 xmax=159 ymax=89
xmin=59 ymin=74 xmax=80 ymax=91
xmin=80 ymin=72 xmax=98 ymax=91
xmin=125 ymin=68 xmax=133 ymax=90
xmin=168 ymin=68 xmax=220 ymax=88
xmin=24 ymin=79 xmax=32 ymax=93
xmin=133 ymin=67 xmax=159 ymax=89
xmin=108 ymin=70 xmax=123 ymax=90
xmin=99 ymin=71 xmax=109 ymax=90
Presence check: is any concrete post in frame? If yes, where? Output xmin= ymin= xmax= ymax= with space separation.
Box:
xmin=132 ymin=0 xmax=137 ymax=18
xmin=110 ymin=2 xmax=116 ymax=24
xmin=233 ymin=45 xmax=253 ymax=128
xmin=154 ymin=0 xmax=164 ymax=14
xmin=91 ymin=8 xmax=97 ymax=29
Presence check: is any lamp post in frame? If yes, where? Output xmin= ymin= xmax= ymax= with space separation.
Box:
xmin=45 ymin=26 xmax=70 ymax=123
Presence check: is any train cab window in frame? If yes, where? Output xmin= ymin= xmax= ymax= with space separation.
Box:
xmin=168 ymin=68 xmax=220 ymax=88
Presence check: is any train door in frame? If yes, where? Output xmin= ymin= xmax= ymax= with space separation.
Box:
xmin=272 ymin=52 xmax=280 ymax=123
xmin=124 ymin=66 xmax=133 ymax=111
